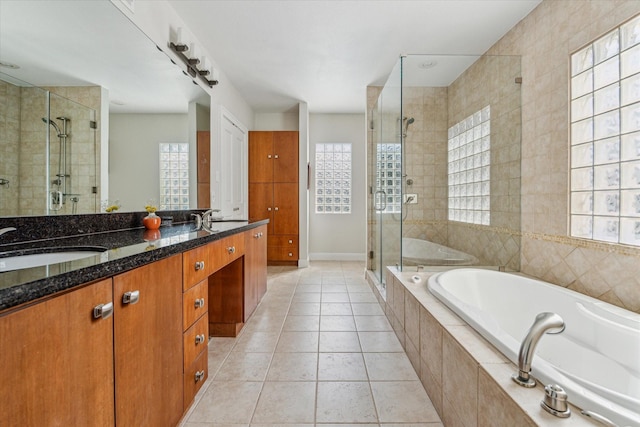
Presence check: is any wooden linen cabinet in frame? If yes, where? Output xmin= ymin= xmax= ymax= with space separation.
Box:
xmin=248 ymin=131 xmax=299 ymax=265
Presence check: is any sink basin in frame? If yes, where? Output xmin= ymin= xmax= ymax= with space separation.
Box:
xmin=0 ymin=246 xmax=107 ymax=272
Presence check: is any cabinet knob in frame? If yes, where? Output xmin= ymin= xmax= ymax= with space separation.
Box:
xmin=195 ymin=334 xmax=206 ymax=345
xmin=267 ymin=154 xmax=272 ymax=159
xmin=195 ymin=370 xmax=206 ymax=382
xmin=194 ymin=260 xmax=205 ymax=271
xmin=274 ymin=154 xmax=279 ymax=159
xmin=288 ymin=239 xmax=293 ymax=244
xmin=254 ymin=233 xmax=260 ymax=238
xmin=122 ymin=291 xmax=140 ymax=305
xmin=93 ymin=302 xmax=113 ymax=320
xmin=274 ymin=207 xmax=279 ymax=211
xmin=227 ymin=246 xmax=236 ymax=254
xmin=267 ymin=207 xmax=272 ymax=211
xmin=194 ymin=298 xmax=205 ymax=309
xmin=288 ymin=252 xmax=293 ymax=257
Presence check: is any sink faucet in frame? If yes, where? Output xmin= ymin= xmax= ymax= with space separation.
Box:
xmin=512 ymin=312 xmax=565 ymax=387
xmin=202 ymin=209 xmax=221 ymax=224
xmin=0 ymin=227 xmax=16 ymax=237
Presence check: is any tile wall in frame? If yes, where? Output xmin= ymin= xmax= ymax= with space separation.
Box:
xmin=488 ymin=0 xmax=640 ymax=312
xmin=0 ymin=80 xmax=21 ymax=216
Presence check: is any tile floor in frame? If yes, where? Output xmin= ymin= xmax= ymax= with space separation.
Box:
xmin=181 ymin=261 xmax=443 ymax=427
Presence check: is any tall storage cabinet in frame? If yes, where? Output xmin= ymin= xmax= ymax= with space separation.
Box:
xmin=248 ymin=131 xmax=299 ymax=265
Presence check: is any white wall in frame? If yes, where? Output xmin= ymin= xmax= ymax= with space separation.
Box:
xmin=254 ymin=112 xmax=299 ymax=130
xmin=109 ymin=113 xmax=188 ymax=211
xmin=309 ymin=113 xmax=366 ymax=261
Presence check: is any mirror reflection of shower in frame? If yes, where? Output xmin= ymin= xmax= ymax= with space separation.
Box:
xmin=43 ymin=116 xmax=75 ymax=212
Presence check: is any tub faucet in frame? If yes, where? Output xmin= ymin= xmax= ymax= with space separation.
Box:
xmin=0 ymin=227 xmax=16 ymax=238
xmin=512 ymin=312 xmax=565 ymax=387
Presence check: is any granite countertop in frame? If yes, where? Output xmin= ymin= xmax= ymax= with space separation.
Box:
xmin=0 ymin=219 xmax=268 ymax=312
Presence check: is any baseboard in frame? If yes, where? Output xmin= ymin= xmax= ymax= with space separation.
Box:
xmin=308 ymin=253 xmax=367 ymax=261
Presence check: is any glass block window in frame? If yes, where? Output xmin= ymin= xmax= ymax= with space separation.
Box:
xmin=570 ymin=14 xmax=640 ymax=246
xmin=447 ymin=106 xmax=491 ymax=225
xmin=315 ymin=143 xmax=352 ymax=214
xmin=159 ymin=142 xmax=189 ymax=210
xmin=375 ymin=143 xmax=402 ymax=213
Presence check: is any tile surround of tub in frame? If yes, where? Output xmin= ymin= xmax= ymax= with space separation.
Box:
xmin=367 ymin=267 xmax=602 ymax=427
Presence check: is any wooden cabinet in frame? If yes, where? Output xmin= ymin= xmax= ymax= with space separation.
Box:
xmin=0 ymin=225 xmax=268 ymax=426
xmin=244 ymin=224 xmax=267 ymax=321
xmin=197 ymin=130 xmax=210 ymax=208
xmin=0 ymin=279 xmax=115 ymax=426
xmin=182 ymin=278 xmax=208 ymax=410
xmin=248 ymin=131 xmax=299 ymax=265
xmin=113 ymin=254 xmax=183 ymax=427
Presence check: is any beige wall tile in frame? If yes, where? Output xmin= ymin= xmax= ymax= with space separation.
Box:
xmin=442 ymin=332 xmax=478 ymax=427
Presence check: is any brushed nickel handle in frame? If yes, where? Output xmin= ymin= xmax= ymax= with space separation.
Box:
xmin=194 ymin=298 xmax=205 ymax=309
xmin=274 ymin=207 xmax=279 ymax=211
xmin=195 ymin=334 xmax=206 ymax=345
xmin=288 ymin=239 xmax=293 ymax=244
xmin=194 ymin=260 xmax=205 ymax=271
xmin=259 ymin=232 xmax=264 ymax=237
xmin=195 ymin=370 xmax=205 ymax=382
xmin=267 ymin=154 xmax=272 ymax=159
xmin=267 ymin=207 xmax=272 ymax=211
xmin=274 ymin=154 xmax=279 ymax=159
xmin=122 ymin=290 xmax=140 ymax=305
xmin=227 ymin=246 xmax=236 ymax=254
xmin=288 ymin=252 xmax=293 ymax=257
xmin=93 ymin=302 xmax=113 ymax=319
xmin=254 ymin=233 xmax=260 ymax=238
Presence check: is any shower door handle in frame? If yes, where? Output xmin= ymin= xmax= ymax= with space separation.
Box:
xmin=374 ymin=190 xmax=387 ymax=211
xmin=50 ymin=191 xmax=63 ymax=211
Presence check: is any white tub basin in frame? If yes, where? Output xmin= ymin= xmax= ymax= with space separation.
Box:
xmin=0 ymin=248 xmax=106 ymax=272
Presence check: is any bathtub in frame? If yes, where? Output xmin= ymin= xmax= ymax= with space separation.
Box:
xmin=402 ymin=238 xmax=478 ymax=266
xmin=427 ymin=268 xmax=640 ymax=427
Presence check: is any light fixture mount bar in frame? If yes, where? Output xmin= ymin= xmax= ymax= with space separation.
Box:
xmin=169 ymin=42 xmax=219 ymax=87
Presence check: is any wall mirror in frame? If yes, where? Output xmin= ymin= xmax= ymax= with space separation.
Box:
xmin=0 ymin=0 xmax=211 ymax=217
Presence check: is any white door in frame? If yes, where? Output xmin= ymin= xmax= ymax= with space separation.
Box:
xmin=220 ymin=114 xmax=247 ymax=219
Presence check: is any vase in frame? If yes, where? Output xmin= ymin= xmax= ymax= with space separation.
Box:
xmin=143 ymin=212 xmax=161 ymax=230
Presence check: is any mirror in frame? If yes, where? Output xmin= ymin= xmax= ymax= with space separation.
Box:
xmin=0 ymin=0 xmax=211 ymax=217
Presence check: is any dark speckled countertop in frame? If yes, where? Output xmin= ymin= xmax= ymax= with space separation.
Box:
xmin=0 ymin=217 xmax=268 ymax=312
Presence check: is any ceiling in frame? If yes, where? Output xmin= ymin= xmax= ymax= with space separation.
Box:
xmin=168 ymin=0 xmax=541 ymax=113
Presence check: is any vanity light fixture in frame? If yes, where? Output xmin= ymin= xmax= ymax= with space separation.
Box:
xmin=169 ymin=30 xmax=218 ymax=88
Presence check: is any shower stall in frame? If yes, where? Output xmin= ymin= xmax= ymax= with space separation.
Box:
xmin=367 ymin=54 xmax=523 ymax=289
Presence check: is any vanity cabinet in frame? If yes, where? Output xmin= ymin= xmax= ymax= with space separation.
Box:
xmin=244 ymin=225 xmax=268 ymax=321
xmin=113 ymin=254 xmax=183 ymax=427
xmin=0 ymin=278 xmax=115 ymax=426
xmin=248 ymin=131 xmax=299 ymax=265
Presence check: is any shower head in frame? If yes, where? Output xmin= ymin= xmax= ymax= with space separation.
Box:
xmin=402 ymin=116 xmax=415 ymax=137
xmin=42 ymin=117 xmax=61 ymax=136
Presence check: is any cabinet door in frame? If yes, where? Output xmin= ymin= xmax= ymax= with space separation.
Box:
xmin=113 ymin=254 xmax=183 ymax=427
xmin=249 ymin=182 xmax=274 ymax=235
xmin=244 ymin=225 xmax=268 ymax=321
xmin=273 ymin=131 xmax=299 ymax=183
xmin=273 ymin=182 xmax=299 ymax=236
xmin=249 ymin=131 xmax=274 ymax=183
xmin=0 ymin=279 xmax=115 ymax=426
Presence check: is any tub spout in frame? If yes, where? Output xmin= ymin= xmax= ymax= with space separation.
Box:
xmin=512 ymin=312 xmax=565 ymax=387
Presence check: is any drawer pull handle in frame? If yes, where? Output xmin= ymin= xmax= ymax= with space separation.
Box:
xmin=93 ymin=302 xmax=113 ymax=320
xmin=195 ymin=334 xmax=206 ymax=345
xmin=122 ymin=291 xmax=140 ymax=305
xmin=194 ymin=261 xmax=205 ymax=271
xmin=227 ymin=246 xmax=236 ymax=254
xmin=195 ymin=370 xmax=205 ymax=382
xmin=194 ymin=298 xmax=205 ymax=309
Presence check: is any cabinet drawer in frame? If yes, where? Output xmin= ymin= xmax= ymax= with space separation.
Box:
xmin=184 ymin=351 xmax=208 ymax=411
xmin=267 ymin=234 xmax=298 ymax=247
xmin=183 ymin=314 xmax=208 ymax=370
xmin=211 ymin=233 xmax=245 ymax=272
xmin=183 ymin=279 xmax=208 ymax=330
xmin=268 ymin=245 xmax=299 ymax=261
xmin=183 ymin=244 xmax=211 ymax=291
